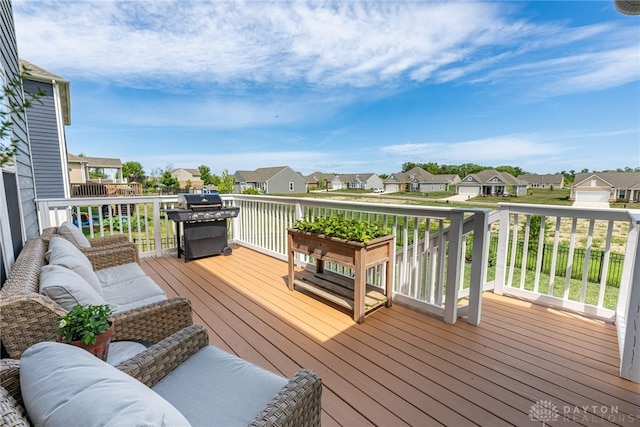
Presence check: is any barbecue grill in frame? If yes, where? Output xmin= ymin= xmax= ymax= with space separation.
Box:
xmin=162 ymin=193 xmax=240 ymax=262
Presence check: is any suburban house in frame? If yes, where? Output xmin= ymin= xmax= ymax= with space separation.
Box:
xmin=233 ymin=166 xmax=306 ymax=194
xmin=457 ymin=169 xmax=528 ymax=198
xmin=67 ymin=154 xmax=124 ymax=184
xmin=384 ymin=167 xmax=460 ymax=193
xmin=518 ymin=173 xmax=565 ymax=189
xmin=305 ymin=171 xmax=336 ymax=190
xmin=20 ymin=59 xmax=71 ymax=199
xmin=171 ymin=168 xmax=204 ymax=189
xmin=336 ymin=173 xmax=384 ymax=190
xmin=571 ymin=171 xmax=640 ymax=204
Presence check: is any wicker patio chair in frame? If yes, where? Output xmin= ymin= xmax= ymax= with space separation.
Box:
xmin=0 ymin=325 xmax=322 ymax=427
xmin=0 ymin=238 xmax=193 ymax=359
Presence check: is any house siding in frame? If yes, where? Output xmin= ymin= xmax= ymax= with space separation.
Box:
xmin=0 ymin=0 xmax=38 ymax=283
xmin=267 ymin=168 xmax=306 ymax=193
xmin=23 ymin=79 xmax=66 ymax=198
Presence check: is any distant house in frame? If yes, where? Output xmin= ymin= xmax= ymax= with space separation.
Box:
xmin=171 ymin=168 xmax=204 ymax=189
xmin=336 ymin=173 xmax=384 ymax=190
xmin=233 ymin=166 xmax=306 ymax=194
xmin=571 ymin=172 xmax=640 ymax=204
xmin=518 ymin=173 xmax=564 ymax=189
xmin=457 ymin=170 xmax=527 ymax=197
xmin=20 ymin=59 xmax=72 ymax=199
xmin=67 ymin=154 xmax=124 ymax=184
xmin=384 ymin=167 xmax=460 ymax=193
xmin=305 ymin=172 xmax=336 ymax=190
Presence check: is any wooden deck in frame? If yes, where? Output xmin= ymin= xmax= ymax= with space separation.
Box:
xmin=141 ymin=246 xmax=640 ymax=426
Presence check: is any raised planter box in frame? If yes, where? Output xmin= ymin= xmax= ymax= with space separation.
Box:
xmin=287 ymin=228 xmax=395 ymax=323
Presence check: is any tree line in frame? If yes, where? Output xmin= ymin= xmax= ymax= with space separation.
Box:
xmin=121 ymin=162 xmax=236 ymax=193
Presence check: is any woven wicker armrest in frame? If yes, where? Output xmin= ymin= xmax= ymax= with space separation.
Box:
xmin=0 ymin=359 xmax=23 ymax=410
xmin=85 ymin=245 xmax=139 ymax=270
xmin=250 ymin=369 xmax=322 ymax=427
xmin=115 ymin=324 xmax=209 ymax=388
xmin=88 ymin=234 xmax=131 ymax=247
xmin=111 ymin=297 xmax=193 ymax=344
xmin=0 ymin=294 xmax=66 ymax=359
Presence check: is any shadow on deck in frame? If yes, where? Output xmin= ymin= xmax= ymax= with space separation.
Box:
xmin=141 ymin=246 xmax=639 ymax=427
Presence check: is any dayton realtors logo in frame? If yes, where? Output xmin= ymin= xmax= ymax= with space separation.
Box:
xmin=529 ymin=400 xmax=638 ymax=424
xmin=529 ymin=400 xmax=559 ymax=425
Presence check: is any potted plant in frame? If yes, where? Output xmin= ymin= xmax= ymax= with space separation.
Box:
xmin=52 ymin=304 xmax=115 ymax=361
xmin=287 ymin=215 xmax=395 ymax=323
xmin=292 ymin=215 xmax=392 ymax=244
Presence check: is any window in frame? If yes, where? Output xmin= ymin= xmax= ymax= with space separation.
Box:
xmin=289 ymin=182 xmax=294 ymax=191
xmin=590 ymin=180 xmax=597 ymax=187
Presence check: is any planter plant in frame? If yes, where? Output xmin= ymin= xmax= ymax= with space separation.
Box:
xmin=292 ymin=215 xmax=391 ymax=244
xmin=53 ymin=304 xmax=114 ymax=361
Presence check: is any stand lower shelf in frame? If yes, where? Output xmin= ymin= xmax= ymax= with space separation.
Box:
xmin=293 ymin=271 xmax=388 ymax=313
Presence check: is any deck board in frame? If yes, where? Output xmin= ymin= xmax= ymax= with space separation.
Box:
xmin=141 ymin=246 xmax=639 ymax=426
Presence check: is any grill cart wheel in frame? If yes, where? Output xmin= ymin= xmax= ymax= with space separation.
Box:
xmin=222 ymin=246 xmax=233 ymax=256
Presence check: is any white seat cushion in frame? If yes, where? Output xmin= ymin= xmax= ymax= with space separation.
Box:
xmin=20 ymin=342 xmax=191 ymax=426
xmin=39 ymin=264 xmax=107 ymax=310
xmin=58 ymin=221 xmax=91 ymax=248
xmin=152 ymin=345 xmax=288 ymax=426
xmin=46 ymin=236 xmax=103 ymax=296
xmin=96 ymin=263 xmax=167 ymax=311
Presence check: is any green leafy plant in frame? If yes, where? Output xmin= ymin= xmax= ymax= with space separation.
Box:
xmin=53 ymin=304 xmax=113 ymax=345
xmin=293 ymin=215 xmax=392 ymax=243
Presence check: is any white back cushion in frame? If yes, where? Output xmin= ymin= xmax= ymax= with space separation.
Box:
xmin=46 ymin=236 xmax=102 ymax=295
xmin=39 ymin=264 xmax=106 ymax=310
xmin=58 ymin=221 xmax=91 ymax=248
xmin=20 ymin=342 xmax=191 ymax=427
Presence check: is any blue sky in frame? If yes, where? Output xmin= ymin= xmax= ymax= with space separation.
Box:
xmin=13 ymin=0 xmax=640 ymax=177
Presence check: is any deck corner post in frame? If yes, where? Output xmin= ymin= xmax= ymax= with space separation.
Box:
xmin=444 ymin=213 xmax=464 ymax=325
xmin=618 ymin=214 xmax=640 ymax=383
xmin=493 ymin=206 xmax=511 ymax=295
xmin=467 ymin=210 xmax=489 ymax=326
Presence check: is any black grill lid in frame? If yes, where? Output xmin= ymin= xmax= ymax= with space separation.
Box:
xmin=178 ymin=193 xmax=223 ymax=209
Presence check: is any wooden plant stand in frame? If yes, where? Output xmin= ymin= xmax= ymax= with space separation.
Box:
xmin=287 ymin=228 xmax=394 ymax=323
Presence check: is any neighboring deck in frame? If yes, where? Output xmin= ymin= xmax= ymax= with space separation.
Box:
xmin=141 ymin=246 xmax=640 ymax=427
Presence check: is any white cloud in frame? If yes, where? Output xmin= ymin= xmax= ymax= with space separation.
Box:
xmin=14 ymin=1 xmax=638 ymax=97
xmin=381 ymin=136 xmax=568 ymax=165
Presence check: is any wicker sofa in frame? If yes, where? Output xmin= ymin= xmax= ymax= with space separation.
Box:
xmin=0 ymin=325 xmax=322 ymax=427
xmin=0 ymin=235 xmax=192 ymax=359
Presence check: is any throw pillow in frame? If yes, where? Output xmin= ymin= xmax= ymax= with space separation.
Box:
xmin=46 ymin=236 xmax=103 ymax=295
xmin=58 ymin=221 xmax=91 ymax=248
xmin=39 ymin=264 xmax=107 ymax=310
xmin=20 ymin=342 xmax=191 ymax=427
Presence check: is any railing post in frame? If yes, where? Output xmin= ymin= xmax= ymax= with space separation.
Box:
xmin=467 ymin=210 xmax=489 ymax=326
xmin=153 ymin=200 xmax=163 ymax=257
xmin=494 ymin=205 xmax=511 ymax=295
xmin=293 ymin=201 xmax=304 ymax=268
xmin=617 ymin=213 xmax=640 ymax=383
xmin=444 ymin=212 xmax=463 ymax=324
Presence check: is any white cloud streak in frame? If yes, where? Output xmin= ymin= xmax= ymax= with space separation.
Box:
xmin=14 ymin=0 xmax=638 ymax=96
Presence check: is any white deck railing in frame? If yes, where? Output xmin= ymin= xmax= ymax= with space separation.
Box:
xmin=36 ymin=196 xmax=640 ymax=382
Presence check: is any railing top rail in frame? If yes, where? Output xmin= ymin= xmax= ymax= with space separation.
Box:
xmin=228 ymin=194 xmax=490 ymax=218
xmin=36 ymin=195 xmax=179 ymax=207
xmin=498 ymin=202 xmax=637 ymax=222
